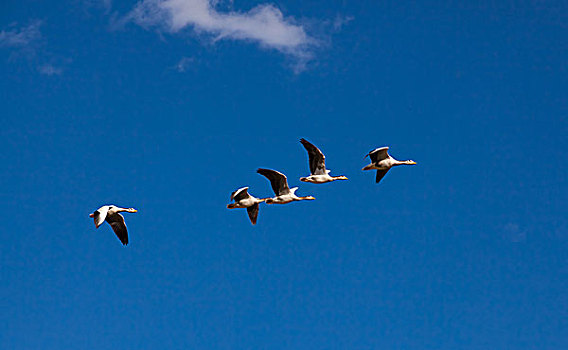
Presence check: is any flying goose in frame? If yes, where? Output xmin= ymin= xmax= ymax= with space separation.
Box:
xmin=227 ymin=187 xmax=267 ymax=225
xmin=299 ymin=138 xmax=348 ymax=184
xmin=89 ymin=205 xmax=137 ymax=245
xmin=257 ymin=168 xmax=315 ymax=204
xmin=362 ymin=147 xmax=416 ymax=184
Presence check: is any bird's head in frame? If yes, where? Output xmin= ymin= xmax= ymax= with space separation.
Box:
xmin=126 ymin=208 xmax=138 ymax=213
xmin=334 ymin=175 xmax=348 ymax=181
xmin=265 ymin=198 xmax=275 ymax=204
xmin=302 ymin=196 xmax=316 ymax=201
xmin=406 ymin=160 xmax=417 ymax=165
xmin=299 ymin=177 xmax=309 ymax=182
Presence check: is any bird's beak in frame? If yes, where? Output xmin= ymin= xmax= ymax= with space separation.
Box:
xmin=89 ymin=213 xmax=94 ymax=217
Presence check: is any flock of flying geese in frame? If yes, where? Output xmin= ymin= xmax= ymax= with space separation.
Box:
xmin=90 ymin=139 xmax=417 ymax=245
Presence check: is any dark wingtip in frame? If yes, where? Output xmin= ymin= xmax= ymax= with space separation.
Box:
xmin=300 ymin=138 xmax=313 ymax=149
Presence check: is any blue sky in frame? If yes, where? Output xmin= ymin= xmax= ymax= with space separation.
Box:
xmin=1 ymin=1 xmax=567 ymax=349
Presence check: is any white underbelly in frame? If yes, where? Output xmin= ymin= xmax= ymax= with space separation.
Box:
xmin=273 ymin=194 xmax=295 ymax=204
xmin=236 ymin=198 xmax=256 ymax=207
xmin=308 ymin=175 xmax=332 ymax=183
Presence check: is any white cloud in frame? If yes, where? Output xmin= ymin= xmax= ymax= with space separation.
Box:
xmin=126 ymin=0 xmax=316 ymax=63
xmin=0 ymin=20 xmax=42 ymax=49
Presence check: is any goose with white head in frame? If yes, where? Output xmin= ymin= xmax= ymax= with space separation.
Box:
xmin=227 ymin=187 xmax=267 ymax=225
xmin=362 ymin=147 xmax=416 ymax=184
xmin=299 ymin=138 xmax=348 ymax=184
xmin=257 ymin=168 xmax=315 ymax=204
xmin=89 ymin=205 xmax=138 ymax=245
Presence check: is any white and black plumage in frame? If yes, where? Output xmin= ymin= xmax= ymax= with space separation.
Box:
xmin=362 ymin=147 xmax=416 ymax=184
xmin=299 ymin=138 xmax=348 ymax=184
xmin=257 ymin=168 xmax=315 ymax=204
xmin=227 ymin=187 xmax=267 ymax=225
xmin=89 ymin=205 xmax=137 ymax=245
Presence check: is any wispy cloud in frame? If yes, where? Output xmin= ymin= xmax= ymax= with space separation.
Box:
xmin=174 ymin=56 xmax=194 ymax=72
xmin=0 ymin=20 xmax=42 ymax=51
xmin=0 ymin=20 xmax=67 ymax=76
xmin=332 ymin=15 xmax=354 ymax=31
xmin=124 ymin=0 xmax=317 ymax=68
xmin=38 ymin=63 xmax=63 ymax=76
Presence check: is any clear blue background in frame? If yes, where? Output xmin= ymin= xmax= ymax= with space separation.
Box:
xmin=1 ymin=1 xmax=567 ymax=349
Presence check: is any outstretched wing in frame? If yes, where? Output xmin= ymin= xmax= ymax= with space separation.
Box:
xmin=367 ymin=147 xmax=390 ymax=164
xmin=246 ymin=203 xmax=260 ymax=225
xmin=105 ymin=213 xmax=129 ymax=245
xmin=375 ymin=169 xmax=389 ymax=184
xmin=230 ymin=187 xmax=250 ymax=202
xmin=300 ymin=138 xmax=326 ymax=175
xmin=92 ymin=206 xmax=110 ymax=228
xmin=257 ymin=168 xmax=290 ymax=196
